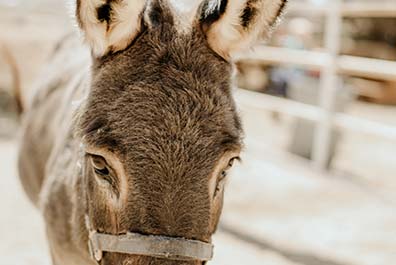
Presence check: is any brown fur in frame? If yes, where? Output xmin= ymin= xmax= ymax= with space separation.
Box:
xmin=17 ymin=1 xmax=285 ymax=264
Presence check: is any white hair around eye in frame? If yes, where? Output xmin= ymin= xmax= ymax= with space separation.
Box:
xmin=85 ymin=146 xmax=129 ymax=209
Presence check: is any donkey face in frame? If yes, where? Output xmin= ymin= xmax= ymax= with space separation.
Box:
xmin=75 ymin=0 xmax=286 ymax=264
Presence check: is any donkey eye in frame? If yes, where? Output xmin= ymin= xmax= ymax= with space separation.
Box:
xmin=215 ymin=157 xmax=238 ymax=196
xmin=226 ymin=157 xmax=238 ymax=170
xmin=95 ymin=167 xmax=110 ymax=176
xmin=219 ymin=157 xmax=238 ymax=179
xmin=90 ymin=155 xmax=110 ymax=176
xmin=228 ymin=157 xmax=237 ymax=168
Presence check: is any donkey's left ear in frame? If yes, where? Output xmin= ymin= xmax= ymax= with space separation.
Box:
xmin=76 ymin=0 xmax=146 ymax=57
xmin=199 ymin=0 xmax=287 ymax=59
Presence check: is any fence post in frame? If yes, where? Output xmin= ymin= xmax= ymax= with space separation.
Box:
xmin=312 ymin=0 xmax=342 ymax=170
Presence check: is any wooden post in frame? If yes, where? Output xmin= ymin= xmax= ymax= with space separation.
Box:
xmin=312 ymin=0 xmax=342 ymax=170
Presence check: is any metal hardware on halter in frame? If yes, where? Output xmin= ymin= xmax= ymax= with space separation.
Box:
xmin=85 ymin=215 xmax=214 ymax=262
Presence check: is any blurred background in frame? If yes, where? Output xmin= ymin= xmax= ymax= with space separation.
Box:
xmin=0 ymin=0 xmax=395 ymax=264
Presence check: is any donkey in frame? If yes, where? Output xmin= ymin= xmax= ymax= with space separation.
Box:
xmin=17 ymin=0 xmax=287 ymax=264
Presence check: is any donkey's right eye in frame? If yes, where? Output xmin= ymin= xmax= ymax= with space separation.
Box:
xmin=94 ymin=167 xmax=110 ymax=176
xmin=90 ymin=155 xmax=110 ymax=176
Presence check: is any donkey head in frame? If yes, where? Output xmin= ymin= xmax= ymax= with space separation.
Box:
xmin=75 ymin=0 xmax=286 ymax=264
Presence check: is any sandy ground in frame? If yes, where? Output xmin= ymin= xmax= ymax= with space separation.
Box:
xmin=0 ymin=140 xmax=50 ymax=265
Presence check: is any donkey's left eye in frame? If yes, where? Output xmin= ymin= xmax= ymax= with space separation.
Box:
xmin=226 ymin=157 xmax=239 ymax=170
xmin=215 ymin=157 xmax=239 ymax=196
xmin=220 ymin=158 xmax=235 ymax=177
xmin=220 ymin=157 xmax=238 ymax=178
xmin=228 ymin=157 xmax=237 ymax=168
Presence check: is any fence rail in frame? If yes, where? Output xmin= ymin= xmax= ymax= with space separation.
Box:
xmin=288 ymin=1 xmax=396 ymax=17
xmin=238 ymin=47 xmax=396 ymax=81
xmin=235 ymin=89 xmax=396 ymax=141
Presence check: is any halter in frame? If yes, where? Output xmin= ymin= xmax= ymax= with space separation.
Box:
xmin=85 ymin=215 xmax=214 ymax=262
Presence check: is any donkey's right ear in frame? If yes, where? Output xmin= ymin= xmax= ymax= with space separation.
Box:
xmin=76 ymin=0 xmax=146 ymax=57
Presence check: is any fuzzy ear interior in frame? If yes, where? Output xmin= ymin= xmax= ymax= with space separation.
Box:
xmin=199 ymin=0 xmax=288 ymax=59
xmin=76 ymin=0 xmax=147 ymax=57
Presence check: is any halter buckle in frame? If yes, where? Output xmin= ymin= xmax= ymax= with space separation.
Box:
xmin=88 ymin=231 xmax=103 ymax=261
xmin=85 ymin=215 xmax=103 ymax=261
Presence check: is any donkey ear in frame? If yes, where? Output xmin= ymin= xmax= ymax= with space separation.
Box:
xmin=199 ymin=0 xmax=287 ymax=59
xmin=76 ymin=0 xmax=147 ymax=57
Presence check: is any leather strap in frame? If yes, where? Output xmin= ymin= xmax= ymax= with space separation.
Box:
xmin=88 ymin=229 xmax=214 ymax=261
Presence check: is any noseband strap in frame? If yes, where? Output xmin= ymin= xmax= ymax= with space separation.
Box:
xmin=88 ymin=230 xmax=214 ymax=262
xmin=85 ymin=216 xmax=213 ymax=262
